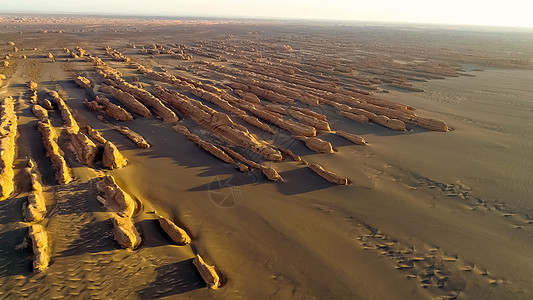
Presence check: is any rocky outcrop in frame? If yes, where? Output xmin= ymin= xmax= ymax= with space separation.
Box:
xmin=105 ymin=46 xmax=130 ymax=62
xmin=373 ymin=115 xmax=407 ymax=131
xmin=234 ymin=89 xmax=261 ymax=104
xmin=261 ymin=166 xmax=283 ymax=181
xmin=0 ymin=97 xmax=17 ymax=200
xmin=155 ymin=85 xmax=282 ymax=161
xmin=293 ymin=136 xmax=334 ymax=154
xmin=278 ymin=147 xmax=301 ymax=161
xmin=235 ymin=82 xmax=294 ymax=104
xmin=38 ymin=120 xmax=72 ymax=185
xmin=338 ymin=110 xmax=370 ymax=123
xmin=99 ymin=83 xmax=151 ymax=117
xmin=85 ymin=95 xmax=133 ymax=121
xmin=29 ymin=90 xmax=38 ymax=103
xmin=158 ymin=215 xmax=191 ymax=245
xmin=86 ymin=125 xmax=107 ymax=144
xmin=111 ymin=214 xmax=141 ymax=249
xmin=236 ymin=162 xmax=249 ymax=172
xmin=105 ymin=78 xmax=178 ymax=123
xmin=24 ymin=160 xmax=46 ymax=222
xmin=74 ymin=76 xmax=92 ymax=90
xmin=222 ymin=146 xmax=282 ymax=181
xmin=407 ymin=116 xmax=448 ymax=132
xmin=308 ymin=163 xmax=348 ymax=185
xmin=190 ymin=88 xmax=274 ymax=134
xmin=265 ymin=104 xmax=331 ymax=131
xmin=69 ymin=132 xmax=98 ymax=166
xmin=335 ymin=130 xmax=366 ymax=145
xmin=38 ymin=98 xmax=54 ymax=110
xmin=173 ymin=125 xmax=234 ymax=164
xmin=75 ymin=46 xmax=86 ymax=58
xmin=96 ymin=175 xmax=136 ymax=218
xmin=103 ymin=141 xmax=128 ymax=169
xmin=28 ymin=224 xmax=50 ymax=272
xmin=28 ymin=81 xmax=38 ymax=90
xmin=114 ymin=126 xmax=150 ymax=148
xmin=249 ymin=107 xmax=316 ymax=137
xmin=193 ymin=254 xmax=221 ymax=289
xmin=49 ymin=91 xmax=80 ymax=134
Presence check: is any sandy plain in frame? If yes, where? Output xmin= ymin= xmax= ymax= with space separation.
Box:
xmin=0 ymin=14 xmax=532 ymax=299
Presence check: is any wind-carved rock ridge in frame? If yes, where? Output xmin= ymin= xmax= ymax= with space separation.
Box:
xmin=99 ymin=82 xmax=151 ymax=118
xmin=307 ymin=162 xmax=348 ymax=185
xmin=154 ymin=85 xmax=282 ymax=161
xmin=158 ymin=215 xmax=191 ymax=245
xmin=193 ymin=254 xmax=221 ymax=289
xmin=49 ymin=91 xmax=98 ymax=166
xmin=23 ymin=159 xmax=46 ymax=222
xmin=96 ymin=175 xmax=141 ymax=249
xmin=292 ymin=135 xmax=335 ymax=154
xmin=222 ymin=146 xmax=283 ymax=181
xmin=84 ymin=95 xmax=133 ymax=121
xmin=28 ymin=224 xmax=50 ymax=272
xmin=0 ymin=96 xmax=17 ymax=200
xmin=37 ymin=120 xmax=72 ymax=184
xmin=96 ymin=175 xmax=136 ymax=218
xmin=114 ymin=125 xmax=150 ymax=148
xmin=105 ymin=76 xmax=178 ymax=123
xmin=173 ymin=124 xmax=235 ymax=164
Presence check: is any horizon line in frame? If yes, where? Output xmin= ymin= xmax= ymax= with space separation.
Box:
xmin=1 ymin=10 xmax=533 ymax=31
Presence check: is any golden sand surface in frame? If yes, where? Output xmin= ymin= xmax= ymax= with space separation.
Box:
xmin=0 ymin=16 xmax=532 ymax=299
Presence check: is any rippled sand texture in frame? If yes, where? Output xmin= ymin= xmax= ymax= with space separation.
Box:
xmin=0 ymin=15 xmax=532 ymax=299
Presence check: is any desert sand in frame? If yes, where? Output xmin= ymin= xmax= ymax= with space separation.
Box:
xmin=0 ymin=14 xmax=532 ymax=299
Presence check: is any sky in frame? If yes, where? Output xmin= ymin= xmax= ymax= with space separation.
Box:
xmin=2 ymin=0 xmax=533 ymax=28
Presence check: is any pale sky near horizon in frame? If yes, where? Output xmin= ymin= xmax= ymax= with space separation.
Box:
xmin=2 ymin=0 xmax=533 ymax=28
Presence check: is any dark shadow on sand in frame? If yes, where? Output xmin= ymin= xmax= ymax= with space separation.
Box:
xmin=137 ymin=259 xmax=204 ymax=299
xmin=55 ymin=219 xmax=117 ymax=258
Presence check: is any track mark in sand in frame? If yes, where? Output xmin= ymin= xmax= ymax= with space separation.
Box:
xmin=409 ymin=174 xmax=533 ymax=227
xmin=353 ymin=222 xmax=506 ymax=299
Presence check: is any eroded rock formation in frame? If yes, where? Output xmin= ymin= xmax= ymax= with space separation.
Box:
xmin=28 ymin=224 xmax=50 ymax=272
xmin=105 ymin=77 xmax=178 ymax=123
xmin=23 ymin=160 xmax=46 ymax=222
xmin=158 ymin=215 xmax=191 ymax=245
xmin=111 ymin=214 xmax=141 ymax=249
xmin=49 ymin=91 xmax=79 ymax=134
xmin=37 ymin=120 xmax=72 ymax=184
xmin=222 ymin=146 xmax=283 ymax=181
xmin=86 ymin=125 xmax=107 ymax=144
xmin=335 ymin=130 xmax=366 ymax=145
xmin=74 ymin=75 xmax=92 ymax=90
xmin=28 ymin=81 xmax=38 ymax=90
xmin=38 ymin=98 xmax=54 ymax=110
xmin=100 ymin=83 xmax=151 ymax=117
xmin=308 ymin=163 xmax=348 ymax=185
xmin=193 ymin=254 xmax=221 ymax=289
xmin=96 ymin=175 xmax=136 ymax=218
xmin=155 ymin=85 xmax=282 ymax=161
xmin=84 ymin=95 xmax=133 ymax=121
xmin=103 ymin=141 xmax=128 ymax=169
xmin=69 ymin=132 xmax=98 ymax=166
xmin=0 ymin=96 xmax=17 ymax=200
xmin=114 ymin=126 xmax=150 ymax=148
xmin=173 ymin=125 xmax=234 ymax=163
xmin=293 ymin=135 xmax=334 ymax=154
xmin=105 ymin=46 xmax=130 ymax=62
